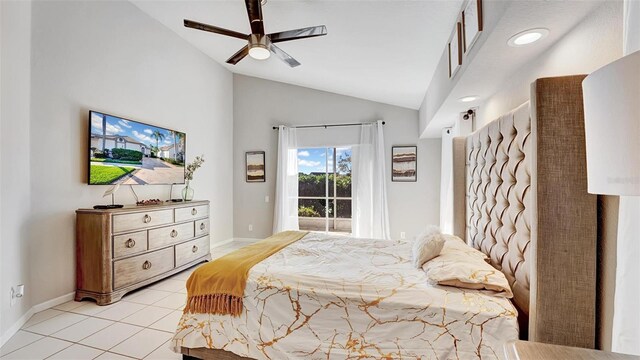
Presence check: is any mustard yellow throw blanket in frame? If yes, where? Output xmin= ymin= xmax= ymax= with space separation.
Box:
xmin=184 ymin=231 xmax=308 ymax=316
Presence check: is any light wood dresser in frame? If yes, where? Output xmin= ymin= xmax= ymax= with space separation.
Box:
xmin=75 ymin=200 xmax=211 ymax=305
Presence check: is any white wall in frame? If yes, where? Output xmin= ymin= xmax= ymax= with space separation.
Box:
xmin=0 ymin=0 xmax=32 ymax=339
xmin=233 ymin=75 xmax=441 ymax=241
xmin=477 ymin=1 xmax=622 ymax=126
xmin=0 ymin=0 xmax=234 ymax=339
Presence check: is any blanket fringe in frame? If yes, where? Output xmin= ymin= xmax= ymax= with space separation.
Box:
xmin=183 ymin=294 xmax=243 ymax=317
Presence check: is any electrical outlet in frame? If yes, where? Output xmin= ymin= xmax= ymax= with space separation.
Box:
xmin=248 ymin=224 xmax=253 ymax=232
xmin=400 ymin=232 xmax=406 ymax=239
xmin=264 ymin=196 xmax=269 ymax=203
xmin=9 ymin=285 xmax=23 ymax=307
xmin=16 ymin=285 xmax=24 ymax=298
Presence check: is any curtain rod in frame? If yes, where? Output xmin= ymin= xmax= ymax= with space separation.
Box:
xmin=272 ymin=121 xmax=385 ymax=130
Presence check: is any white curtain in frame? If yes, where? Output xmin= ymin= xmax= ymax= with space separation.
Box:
xmin=273 ymin=126 xmax=299 ymax=233
xmin=612 ymin=197 xmax=640 ymax=355
xmin=612 ymin=1 xmax=640 ymax=354
xmin=439 ymin=128 xmax=455 ymax=233
xmin=439 ymin=115 xmax=472 ymax=234
xmin=352 ymin=121 xmax=391 ymax=239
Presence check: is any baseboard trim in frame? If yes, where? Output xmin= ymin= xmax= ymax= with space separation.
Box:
xmin=32 ymin=292 xmax=74 ymax=313
xmin=0 ymin=307 xmax=35 ymax=348
xmin=210 ymin=238 xmax=233 ymax=250
xmin=0 ymin=291 xmax=74 ymax=348
xmin=233 ymin=237 xmax=261 ymax=243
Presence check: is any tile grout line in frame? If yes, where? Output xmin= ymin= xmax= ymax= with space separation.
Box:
xmin=11 ymin=303 xmax=179 ymax=360
xmin=3 ymin=291 xmax=184 ymax=359
xmin=0 ymin=251 xmax=236 ymax=359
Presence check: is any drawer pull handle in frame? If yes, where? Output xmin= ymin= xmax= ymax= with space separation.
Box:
xmin=142 ymin=260 xmax=152 ymax=270
xmin=191 ymin=208 xmax=197 ymax=216
xmin=125 ymin=239 xmax=136 ymax=248
xmin=199 ymin=223 xmax=206 ymax=231
xmin=170 ymin=229 xmax=178 ymax=238
xmin=143 ymin=214 xmax=152 ymax=223
xmin=192 ymin=245 xmax=199 ymax=253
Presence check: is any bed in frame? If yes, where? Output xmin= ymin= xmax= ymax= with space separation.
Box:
xmin=175 ymin=75 xmax=598 ymax=359
xmin=174 ymin=232 xmax=518 ymax=359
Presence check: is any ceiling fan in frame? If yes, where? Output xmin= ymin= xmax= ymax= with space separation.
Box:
xmin=184 ymin=0 xmax=327 ymax=68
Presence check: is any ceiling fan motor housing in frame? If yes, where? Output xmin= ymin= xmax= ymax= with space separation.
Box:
xmin=248 ymin=34 xmax=271 ymax=60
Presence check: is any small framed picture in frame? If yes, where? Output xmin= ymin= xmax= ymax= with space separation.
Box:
xmin=392 ymin=146 xmax=417 ymax=182
xmin=463 ymin=0 xmax=483 ymax=53
xmin=448 ymin=22 xmax=462 ymax=78
xmin=246 ymin=151 xmax=265 ymax=182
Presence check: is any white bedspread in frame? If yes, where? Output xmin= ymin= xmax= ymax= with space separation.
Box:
xmin=172 ymin=232 xmax=518 ymax=359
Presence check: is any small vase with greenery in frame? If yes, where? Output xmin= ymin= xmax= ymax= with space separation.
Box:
xmin=182 ymin=155 xmax=204 ymax=201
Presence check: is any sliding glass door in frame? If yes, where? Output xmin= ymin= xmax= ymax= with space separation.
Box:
xmin=297 ymin=147 xmax=352 ymax=234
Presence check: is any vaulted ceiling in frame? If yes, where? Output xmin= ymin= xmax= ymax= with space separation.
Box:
xmin=132 ymin=0 xmax=464 ymax=110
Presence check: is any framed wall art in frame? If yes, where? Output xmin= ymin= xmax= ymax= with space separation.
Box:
xmin=392 ymin=146 xmax=417 ymax=182
xmin=463 ymin=0 xmax=483 ymax=53
xmin=448 ymin=22 xmax=462 ymax=78
xmin=246 ymin=151 xmax=265 ymax=182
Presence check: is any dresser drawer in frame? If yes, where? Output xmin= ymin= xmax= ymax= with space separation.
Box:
xmin=175 ymin=205 xmax=209 ymax=222
xmin=175 ymin=236 xmax=210 ymax=267
xmin=113 ymin=231 xmax=147 ymax=258
xmin=194 ymin=218 xmax=209 ymax=237
xmin=113 ymin=209 xmax=173 ymax=233
xmin=113 ymin=247 xmax=174 ymax=289
xmin=148 ymin=222 xmax=194 ymax=249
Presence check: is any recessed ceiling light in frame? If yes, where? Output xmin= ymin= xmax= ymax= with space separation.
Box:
xmin=459 ymin=96 xmax=478 ymax=103
xmin=508 ymin=28 xmax=549 ymax=47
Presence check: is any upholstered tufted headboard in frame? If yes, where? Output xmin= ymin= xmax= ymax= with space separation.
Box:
xmin=453 ymin=76 xmax=598 ymax=348
xmin=464 ymin=102 xmax=532 ymax=316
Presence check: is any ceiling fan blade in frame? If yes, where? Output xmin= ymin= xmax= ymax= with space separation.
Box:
xmin=269 ymin=43 xmax=301 ymax=68
xmin=184 ymin=19 xmax=248 ymax=40
xmin=245 ymin=0 xmax=264 ymax=35
xmin=268 ymin=25 xmax=327 ymax=43
xmin=226 ymin=46 xmax=250 ymax=65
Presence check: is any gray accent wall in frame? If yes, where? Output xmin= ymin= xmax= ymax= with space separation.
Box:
xmin=1 ymin=0 xmax=234 ymax=341
xmin=233 ymin=74 xmax=441 ymax=240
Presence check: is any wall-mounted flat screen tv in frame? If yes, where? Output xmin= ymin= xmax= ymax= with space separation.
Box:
xmin=88 ymin=111 xmax=186 ymax=185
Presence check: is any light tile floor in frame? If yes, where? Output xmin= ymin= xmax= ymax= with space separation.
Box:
xmin=0 ymin=241 xmax=246 ymax=360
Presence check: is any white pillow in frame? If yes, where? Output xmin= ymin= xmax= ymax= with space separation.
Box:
xmin=422 ymin=237 xmax=513 ymax=298
xmin=412 ymin=225 xmax=445 ymax=268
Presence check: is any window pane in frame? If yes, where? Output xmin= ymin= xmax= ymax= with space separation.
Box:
xmin=336 ymin=148 xmax=351 ymax=197
xmin=298 ymin=148 xmax=327 ymax=197
xmin=335 ymin=174 xmax=351 ymax=197
xmin=335 ymin=199 xmax=352 ymax=219
xmin=299 ymin=173 xmax=326 ymax=197
xmin=298 ymin=198 xmax=325 ymax=218
xmin=299 ymin=198 xmax=327 ymax=232
xmin=329 ymin=199 xmax=352 ymax=234
xmin=336 ymin=148 xmax=351 ymax=175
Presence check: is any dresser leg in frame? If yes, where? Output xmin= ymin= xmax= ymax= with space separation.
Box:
xmin=75 ymin=289 xmax=126 ymax=305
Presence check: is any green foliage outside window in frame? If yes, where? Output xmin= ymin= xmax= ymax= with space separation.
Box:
xmin=298 ymin=173 xmax=351 ymax=218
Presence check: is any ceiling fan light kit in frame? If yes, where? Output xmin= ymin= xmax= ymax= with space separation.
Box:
xmin=184 ymin=0 xmax=327 ymax=67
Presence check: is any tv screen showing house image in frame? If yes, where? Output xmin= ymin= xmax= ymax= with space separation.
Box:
xmin=88 ymin=111 xmax=186 ymax=185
